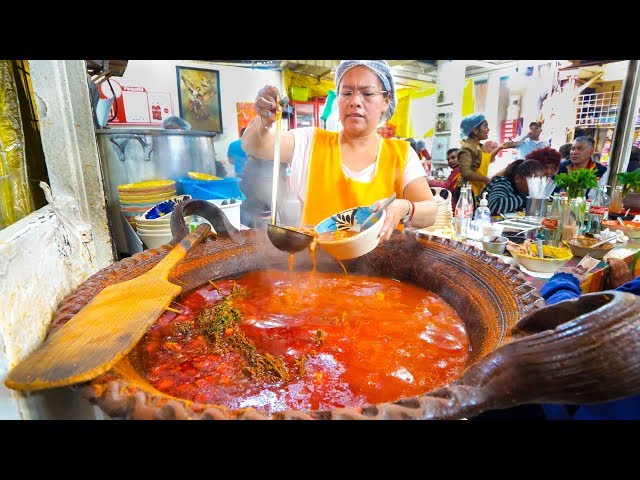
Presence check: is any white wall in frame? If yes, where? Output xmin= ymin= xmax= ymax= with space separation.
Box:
xmin=0 ymin=60 xmax=113 ymax=419
xmin=110 ymin=60 xmax=282 ymax=163
xmin=0 ymin=207 xmax=104 ymax=419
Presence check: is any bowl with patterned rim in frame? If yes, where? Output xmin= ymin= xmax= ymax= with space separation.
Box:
xmin=314 ymin=205 xmax=386 ymax=260
xmin=135 ymin=195 xmax=191 ymax=222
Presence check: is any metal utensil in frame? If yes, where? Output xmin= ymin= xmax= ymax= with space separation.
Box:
xmin=266 ymin=103 xmax=315 ymax=254
xmin=348 ymin=193 xmax=397 ymax=233
xmin=618 ymin=217 xmax=627 ymax=227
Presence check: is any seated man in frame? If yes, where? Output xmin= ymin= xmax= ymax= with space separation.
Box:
xmin=429 ymin=148 xmax=460 ymax=209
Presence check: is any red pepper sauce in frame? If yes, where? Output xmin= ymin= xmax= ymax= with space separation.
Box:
xmin=135 ymin=270 xmax=470 ymax=414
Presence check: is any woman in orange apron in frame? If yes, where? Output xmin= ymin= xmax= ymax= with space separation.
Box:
xmin=242 ymin=60 xmax=438 ymax=241
xmin=457 ymin=113 xmax=493 ymax=207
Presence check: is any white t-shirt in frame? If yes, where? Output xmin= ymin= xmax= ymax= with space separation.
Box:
xmin=289 ymin=127 xmax=426 ymax=201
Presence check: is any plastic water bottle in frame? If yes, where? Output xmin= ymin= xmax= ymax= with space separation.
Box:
xmin=468 ymin=192 xmax=492 ymax=240
xmin=474 ymin=192 xmax=492 ymax=224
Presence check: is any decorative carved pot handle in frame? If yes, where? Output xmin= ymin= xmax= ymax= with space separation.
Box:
xmin=408 ymin=291 xmax=640 ymax=419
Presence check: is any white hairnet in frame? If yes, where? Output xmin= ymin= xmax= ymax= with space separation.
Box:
xmin=334 ymin=60 xmax=397 ymax=120
xmin=460 ymin=113 xmax=486 ymax=139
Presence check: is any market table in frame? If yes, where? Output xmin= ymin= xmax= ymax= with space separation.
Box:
xmin=468 ymin=240 xmax=640 ymax=293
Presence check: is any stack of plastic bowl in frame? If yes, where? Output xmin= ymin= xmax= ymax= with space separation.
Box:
xmin=134 ymin=194 xmax=191 ymax=249
xmin=117 ymin=180 xmax=177 ymax=229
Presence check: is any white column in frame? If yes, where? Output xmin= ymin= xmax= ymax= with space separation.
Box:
xmin=436 ymin=61 xmax=466 ymax=148
xmin=485 ymin=74 xmax=501 ymax=142
xmin=29 ymin=60 xmax=114 ymax=268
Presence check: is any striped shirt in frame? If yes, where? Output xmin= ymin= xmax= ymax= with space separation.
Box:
xmin=480 ymin=176 xmax=526 ymax=215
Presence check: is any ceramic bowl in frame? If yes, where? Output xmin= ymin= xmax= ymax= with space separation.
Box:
xmin=314 ymin=206 xmax=386 ymax=260
xmin=602 ymin=220 xmax=640 ymax=239
xmin=137 ymin=231 xmax=174 ymax=249
xmin=117 ymin=179 xmax=175 ymax=194
xmin=135 ymin=195 xmax=191 ymax=222
xmin=507 ymin=244 xmax=573 ymax=273
xmin=480 ymin=235 xmax=508 ymax=255
xmin=136 ymin=224 xmax=172 ymax=235
xmin=566 ymin=236 xmax=614 ymax=259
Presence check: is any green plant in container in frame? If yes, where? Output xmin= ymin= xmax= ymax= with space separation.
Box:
xmin=617 ymin=169 xmax=640 ymax=196
xmin=617 ymin=169 xmax=640 ymax=212
xmin=554 ymin=169 xmax=598 ymax=198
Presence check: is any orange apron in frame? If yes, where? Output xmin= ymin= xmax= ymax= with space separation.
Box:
xmin=469 ymin=151 xmax=491 ymax=200
xmin=301 ymin=129 xmax=407 ymax=226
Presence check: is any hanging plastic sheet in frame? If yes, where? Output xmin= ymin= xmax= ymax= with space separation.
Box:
xmin=0 ymin=60 xmax=33 ymax=229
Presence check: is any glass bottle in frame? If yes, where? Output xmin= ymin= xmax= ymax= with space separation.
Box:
xmin=587 ymin=186 xmax=606 ymax=235
xmin=609 ymin=185 xmax=624 ymax=215
xmin=465 ymin=182 xmax=475 ymax=214
xmin=584 ymin=199 xmax=592 ymax=234
xmin=454 ymin=186 xmax=471 ymax=239
xmin=541 ymin=193 xmax=563 ymax=247
xmin=562 ymin=197 xmax=585 ymax=242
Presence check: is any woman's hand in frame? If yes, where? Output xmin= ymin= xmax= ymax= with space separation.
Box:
xmin=375 ymin=198 xmax=411 ymax=243
xmin=254 ymin=85 xmax=288 ymax=129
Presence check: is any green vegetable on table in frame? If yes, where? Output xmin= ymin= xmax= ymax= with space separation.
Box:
xmin=554 ymin=169 xmax=597 ymax=197
xmin=617 ymin=169 xmax=640 ymax=196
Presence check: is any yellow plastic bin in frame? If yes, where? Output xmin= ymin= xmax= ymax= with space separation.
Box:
xmin=290 ymin=86 xmax=309 ymax=102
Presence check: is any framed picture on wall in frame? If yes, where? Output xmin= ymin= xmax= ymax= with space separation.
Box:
xmin=176 ymin=66 xmax=223 ymax=133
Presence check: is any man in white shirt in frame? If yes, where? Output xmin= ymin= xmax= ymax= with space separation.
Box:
xmin=504 ymin=121 xmax=549 ymax=159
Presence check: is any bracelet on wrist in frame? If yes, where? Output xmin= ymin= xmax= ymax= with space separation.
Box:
xmin=401 ymin=199 xmax=415 ymax=224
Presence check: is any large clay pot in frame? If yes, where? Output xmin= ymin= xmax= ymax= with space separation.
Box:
xmin=49 ymin=200 xmax=640 ymax=420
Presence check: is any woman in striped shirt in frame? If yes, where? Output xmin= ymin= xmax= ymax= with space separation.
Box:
xmin=479 ymin=159 xmax=544 ymax=215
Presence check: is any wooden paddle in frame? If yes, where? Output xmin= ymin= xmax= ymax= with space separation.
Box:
xmin=5 ymin=223 xmax=210 ymax=392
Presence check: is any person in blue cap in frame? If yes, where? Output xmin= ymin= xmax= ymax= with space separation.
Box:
xmin=457 ymin=113 xmax=493 ymax=204
xmin=241 ymin=60 xmax=438 ymax=240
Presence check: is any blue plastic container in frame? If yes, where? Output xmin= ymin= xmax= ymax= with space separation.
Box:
xmin=177 ymin=177 xmax=246 ymax=201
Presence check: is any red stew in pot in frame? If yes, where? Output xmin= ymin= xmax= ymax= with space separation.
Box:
xmin=134 ymin=270 xmax=470 ymax=414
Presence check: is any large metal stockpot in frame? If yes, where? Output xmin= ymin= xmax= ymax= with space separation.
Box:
xmin=96 ymin=128 xmax=217 ymax=255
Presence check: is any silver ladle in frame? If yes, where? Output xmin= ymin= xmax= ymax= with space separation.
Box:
xmin=266 ymin=105 xmax=315 ymax=254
